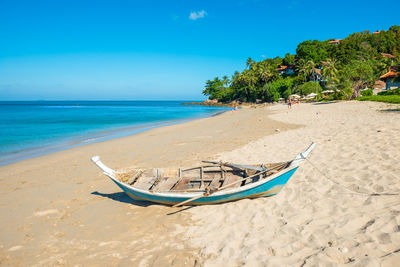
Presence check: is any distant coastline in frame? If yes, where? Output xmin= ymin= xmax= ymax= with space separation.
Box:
xmin=182 ymin=102 xmax=234 ymax=107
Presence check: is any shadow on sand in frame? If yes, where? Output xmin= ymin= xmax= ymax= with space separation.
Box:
xmin=91 ymin=191 xmax=194 ymax=214
xmin=380 ymin=108 xmax=400 ymax=113
xmin=312 ymin=101 xmax=339 ymax=105
xmin=91 ymin=191 xmax=153 ymax=207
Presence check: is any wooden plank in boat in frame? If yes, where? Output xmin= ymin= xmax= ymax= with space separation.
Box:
xmin=153 ymin=177 xmax=180 ymax=192
xmin=221 ymin=174 xmax=241 ymax=189
xmin=209 ymin=174 xmax=222 ymax=189
xmin=171 ymin=178 xmax=191 ymax=191
xmin=133 ymin=176 xmax=157 ymax=190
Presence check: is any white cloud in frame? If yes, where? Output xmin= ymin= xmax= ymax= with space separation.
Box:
xmin=189 ymin=10 xmax=207 ymax=20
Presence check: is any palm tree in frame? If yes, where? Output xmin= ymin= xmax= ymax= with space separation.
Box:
xmin=297 ymin=59 xmax=316 ymax=82
xmin=246 ymin=57 xmax=254 ymax=70
xmin=306 ymin=60 xmax=317 ymax=81
xmin=246 ymin=71 xmax=258 ymax=101
xmin=222 ymin=75 xmax=230 ymax=86
xmin=257 ymin=63 xmax=272 ymax=83
xmin=297 ymin=59 xmax=308 ymax=82
xmin=247 ymin=72 xmax=257 ymax=88
xmin=236 ymin=70 xmax=257 ymax=101
xmin=322 ymin=59 xmax=338 ymax=84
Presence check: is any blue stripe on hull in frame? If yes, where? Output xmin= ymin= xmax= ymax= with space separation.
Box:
xmin=112 ymin=167 xmax=299 ymax=205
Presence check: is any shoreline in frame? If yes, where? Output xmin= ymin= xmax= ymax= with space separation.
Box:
xmin=1 ymin=104 xmax=295 ymax=170
xmin=0 ymin=106 xmax=230 ymax=167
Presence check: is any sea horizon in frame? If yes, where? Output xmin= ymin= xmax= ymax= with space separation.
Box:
xmin=0 ymin=100 xmax=228 ymax=166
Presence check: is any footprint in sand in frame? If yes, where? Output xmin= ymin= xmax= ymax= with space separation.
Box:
xmin=8 ymin=245 xmax=23 ymax=252
xmin=34 ymin=209 xmax=59 ymax=217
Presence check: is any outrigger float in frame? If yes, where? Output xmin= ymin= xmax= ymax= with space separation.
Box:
xmin=91 ymin=143 xmax=315 ymax=207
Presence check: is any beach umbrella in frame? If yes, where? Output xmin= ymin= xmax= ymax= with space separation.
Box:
xmin=290 ymin=94 xmax=300 ymax=98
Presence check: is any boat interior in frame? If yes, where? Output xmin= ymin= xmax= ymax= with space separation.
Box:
xmin=115 ymin=161 xmax=291 ymax=193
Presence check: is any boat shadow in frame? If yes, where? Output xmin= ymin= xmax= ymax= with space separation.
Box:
xmin=91 ymin=191 xmax=155 ymax=207
xmin=312 ymin=101 xmax=339 ymax=105
xmin=380 ymin=108 xmax=400 ymax=113
xmin=91 ymin=191 xmax=195 ymax=214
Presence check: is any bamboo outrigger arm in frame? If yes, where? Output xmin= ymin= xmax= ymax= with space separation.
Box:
xmin=201 ymin=160 xmax=267 ymax=171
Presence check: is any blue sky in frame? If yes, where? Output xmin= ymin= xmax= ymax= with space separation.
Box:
xmin=1 ymin=0 xmax=399 ymax=100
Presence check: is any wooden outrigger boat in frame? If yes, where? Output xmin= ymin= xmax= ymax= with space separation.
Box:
xmin=91 ymin=143 xmax=315 ymax=207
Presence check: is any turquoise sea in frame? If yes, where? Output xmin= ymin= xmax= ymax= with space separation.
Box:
xmin=0 ymin=101 xmax=229 ymax=166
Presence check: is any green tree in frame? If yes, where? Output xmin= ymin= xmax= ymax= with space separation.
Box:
xmin=222 ymin=75 xmax=230 ymax=86
xmin=246 ymin=57 xmax=254 ymax=70
xmin=263 ymin=78 xmax=295 ymax=101
xmin=297 ymin=59 xmax=316 ymax=82
xmin=256 ymin=62 xmax=273 ymax=84
xmin=296 ymin=40 xmax=329 ymax=64
xmin=322 ymin=58 xmax=339 ymax=85
xmin=339 ymin=60 xmax=375 ymax=98
xmin=202 ymin=77 xmax=224 ymax=100
xmin=263 ymin=83 xmax=281 ymax=102
xmin=297 ymin=81 xmax=322 ymax=96
xmin=283 ymin=53 xmax=296 ymax=65
xmin=389 ymin=25 xmax=400 ymax=32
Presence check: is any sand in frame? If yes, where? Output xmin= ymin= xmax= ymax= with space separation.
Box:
xmin=186 ymin=101 xmax=400 ymax=266
xmin=1 ymin=101 xmax=399 ymax=266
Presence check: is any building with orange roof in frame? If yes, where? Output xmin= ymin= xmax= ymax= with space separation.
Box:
xmin=328 ymin=39 xmax=342 ymax=44
xmin=275 ymin=65 xmax=296 ymax=76
xmin=381 ymin=53 xmax=395 ymax=59
xmin=380 ymin=66 xmax=400 ymax=90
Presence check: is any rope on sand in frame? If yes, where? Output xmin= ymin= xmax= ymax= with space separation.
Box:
xmin=304 ymin=158 xmax=400 ymax=197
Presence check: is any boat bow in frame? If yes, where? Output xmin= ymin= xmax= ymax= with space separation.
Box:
xmin=290 ymin=142 xmax=316 ymax=167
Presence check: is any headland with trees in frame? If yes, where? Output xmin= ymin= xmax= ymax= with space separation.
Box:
xmin=202 ymin=26 xmax=400 ymax=104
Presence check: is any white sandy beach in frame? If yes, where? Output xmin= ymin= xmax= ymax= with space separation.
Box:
xmin=186 ymin=101 xmax=400 ymax=266
xmin=0 ymin=101 xmax=399 ymax=266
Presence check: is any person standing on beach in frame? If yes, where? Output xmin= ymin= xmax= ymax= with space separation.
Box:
xmin=288 ymin=99 xmax=292 ymax=109
xmin=232 ymin=105 xmax=238 ymax=113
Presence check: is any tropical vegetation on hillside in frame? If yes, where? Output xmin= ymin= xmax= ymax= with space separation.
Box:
xmin=202 ymin=26 xmax=400 ymax=102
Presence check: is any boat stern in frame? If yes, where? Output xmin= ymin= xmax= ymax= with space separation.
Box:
xmin=91 ymin=156 xmax=116 ymax=175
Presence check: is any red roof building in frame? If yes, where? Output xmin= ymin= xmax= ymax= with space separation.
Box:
xmin=328 ymin=39 xmax=342 ymax=44
xmin=276 ymin=65 xmax=296 ymax=75
xmin=381 ymin=53 xmax=395 ymax=59
xmin=380 ymin=71 xmax=400 ymax=79
xmin=275 ymin=65 xmax=288 ymax=71
xmin=380 ymin=65 xmax=400 ymax=90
